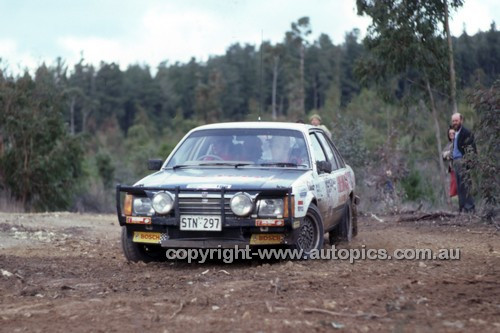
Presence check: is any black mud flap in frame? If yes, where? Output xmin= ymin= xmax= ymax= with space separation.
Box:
xmin=352 ymin=195 xmax=360 ymax=237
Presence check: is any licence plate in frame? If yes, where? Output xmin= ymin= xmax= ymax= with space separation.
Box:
xmin=180 ymin=215 xmax=222 ymax=231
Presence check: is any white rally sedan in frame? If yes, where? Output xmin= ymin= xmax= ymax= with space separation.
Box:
xmin=116 ymin=122 xmax=358 ymax=261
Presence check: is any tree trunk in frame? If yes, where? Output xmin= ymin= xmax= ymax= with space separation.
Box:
xmin=82 ymin=108 xmax=88 ymax=133
xmin=69 ymin=96 xmax=76 ymax=135
xmin=424 ymin=77 xmax=451 ymax=207
xmin=444 ymin=0 xmax=458 ymax=115
xmin=272 ymin=56 xmax=279 ymax=120
xmin=82 ymin=103 xmax=94 ymax=133
xmin=278 ymin=95 xmax=284 ymax=117
xmin=313 ymin=75 xmax=318 ymax=110
xmin=299 ymin=43 xmax=305 ymax=115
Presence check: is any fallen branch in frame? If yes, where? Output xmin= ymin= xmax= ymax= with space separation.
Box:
xmin=370 ymin=213 xmax=384 ymax=223
xmin=398 ymin=211 xmax=458 ymax=222
xmin=170 ymin=301 xmax=184 ymax=319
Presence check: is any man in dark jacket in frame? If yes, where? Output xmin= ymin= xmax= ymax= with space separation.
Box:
xmin=451 ymin=113 xmax=476 ymax=213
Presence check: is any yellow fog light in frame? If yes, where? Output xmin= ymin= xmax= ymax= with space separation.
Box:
xmin=124 ymin=194 xmax=133 ymax=216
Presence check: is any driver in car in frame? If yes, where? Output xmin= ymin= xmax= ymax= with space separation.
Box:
xmin=207 ymin=138 xmax=233 ymax=160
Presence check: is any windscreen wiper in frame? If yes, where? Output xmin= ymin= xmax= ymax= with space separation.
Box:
xmin=198 ymin=162 xmax=254 ymax=168
xmin=173 ymin=162 xmax=254 ymax=169
xmin=258 ymin=162 xmax=305 ymax=167
xmin=172 ymin=164 xmax=195 ymax=170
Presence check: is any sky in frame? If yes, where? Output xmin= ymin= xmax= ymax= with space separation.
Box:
xmin=0 ymin=0 xmax=498 ymax=74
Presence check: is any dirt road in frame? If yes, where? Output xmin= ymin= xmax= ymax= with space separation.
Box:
xmin=0 ymin=212 xmax=499 ymax=332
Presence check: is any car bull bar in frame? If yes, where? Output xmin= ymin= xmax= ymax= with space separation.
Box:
xmin=116 ymin=185 xmax=294 ymax=228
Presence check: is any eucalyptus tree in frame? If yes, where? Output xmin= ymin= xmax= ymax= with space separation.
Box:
xmin=356 ymin=0 xmax=464 ymax=203
xmin=284 ymin=17 xmax=311 ymax=120
xmin=0 ymin=66 xmax=84 ymax=210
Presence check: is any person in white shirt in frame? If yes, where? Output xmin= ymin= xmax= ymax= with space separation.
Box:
xmin=309 ymin=114 xmax=332 ymax=139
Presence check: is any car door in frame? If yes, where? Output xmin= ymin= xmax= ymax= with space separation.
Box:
xmin=332 ymin=143 xmax=352 ymax=200
xmin=314 ymin=132 xmax=345 ymax=227
xmin=323 ymin=135 xmax=352 ymax=222
xmin=308 ymin=132 xmax=332 ymax=226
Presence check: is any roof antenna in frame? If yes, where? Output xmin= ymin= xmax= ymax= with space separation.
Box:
xmin=258 ymin=29 xmax=263 ymax=121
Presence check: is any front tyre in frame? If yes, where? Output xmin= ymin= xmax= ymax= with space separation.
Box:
xmin=293 ymin=204 xmax=324 ymax=258
xmin=121 ymin=227 xmax=165 ymax=262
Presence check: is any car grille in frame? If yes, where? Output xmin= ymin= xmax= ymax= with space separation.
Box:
xmin=178 ymin=195 xmax=236 ymax=218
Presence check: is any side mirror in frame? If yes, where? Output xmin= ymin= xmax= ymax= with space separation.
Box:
xmin=148 ymin=159 xmax=163 ymax=171
xmin=317 ymin=160 xmax=332 ymax=174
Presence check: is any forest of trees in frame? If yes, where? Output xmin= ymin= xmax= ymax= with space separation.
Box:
xmin=0 ymin=14 xmax=498 ymax=213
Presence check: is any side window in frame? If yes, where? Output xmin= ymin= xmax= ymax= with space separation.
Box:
xmin=309 ymin=133 xmax=327 ymax=164
xmin=316 ymin=132 xmax=339 ymax=170
xmin=331 ymin=143 xmax=346 ymax=168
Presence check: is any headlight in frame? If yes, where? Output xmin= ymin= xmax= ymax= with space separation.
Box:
xmin=152 ymin=191 xmax=174 ymax=214
xmin=257 ymin=199 xmax=284 ymax=217
xmin=133 ymin=197 xmax=154 ymax=215
xmin=230 ymin=192 xmax=254 ymax=216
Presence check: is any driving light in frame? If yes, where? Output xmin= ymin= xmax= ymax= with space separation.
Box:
xmin=230 ymin=192 xmax=254 ymax=216
xmin=124 ymin=194 xmax=133 ymax=216
xmin=152 ymin=191 xmax=174 ymax=214
xmin=257 ymin=199 xmax=284 ymax=217
xmin=133 ymin=197 xmax=154 ymax=215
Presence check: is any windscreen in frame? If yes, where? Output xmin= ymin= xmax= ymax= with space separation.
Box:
xmin=165 ymin=128 xmax=310 ymax=168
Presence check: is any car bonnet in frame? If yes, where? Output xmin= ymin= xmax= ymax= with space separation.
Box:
xmin=135 ymin=167 xmax=309 ymax=190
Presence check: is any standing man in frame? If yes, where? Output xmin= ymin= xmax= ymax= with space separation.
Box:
xmin=309 ymin=114 xmax=332 ymax=139
xmin=451 ymin=113 xmax=476 ymax=213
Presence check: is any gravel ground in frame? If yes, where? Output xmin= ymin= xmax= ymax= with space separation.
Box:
xmin=0 ymin=212 xmax=499 ymax=332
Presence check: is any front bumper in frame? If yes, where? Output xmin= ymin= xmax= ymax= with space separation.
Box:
xmin=117 ymin=185 xmax=300 ymax=248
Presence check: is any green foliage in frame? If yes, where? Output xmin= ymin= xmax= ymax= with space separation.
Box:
xmin=340 ymin=29 xmax=363 ymax=106
xmin=0 ymin=16 xmax=498 ymax=212
xmin=284 ymin=17 xmax=311 ymax=120
xmin=95 ymin=151 xmax=115 ymax=189
xmin=124 ymin=127 xmax=156 ymax=179
xmin=455 ymin=23 xmax=500 ymax=88
xmin=400 ymin=166 xmax=435 ymax=203
xmin=195 ymin=69 xmax=225 ymax=123
xmin=356 ymin=0 xmax=463 ymax=93
xmin=158 ymin=141 xmax=177 ymax=161
xmin=355 ymin=0 xmax=468 ymax=205
xmin=0 ymin=67 xmax=84 ymax=211
xmin=331 ymin=118 xmax=369 ymax=172
xmin=465 ymin=80 xmax=500 ymax=220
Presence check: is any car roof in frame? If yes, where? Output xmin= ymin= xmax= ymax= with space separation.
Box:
xmin=191 ymin=122 xmax=314 ymax=133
